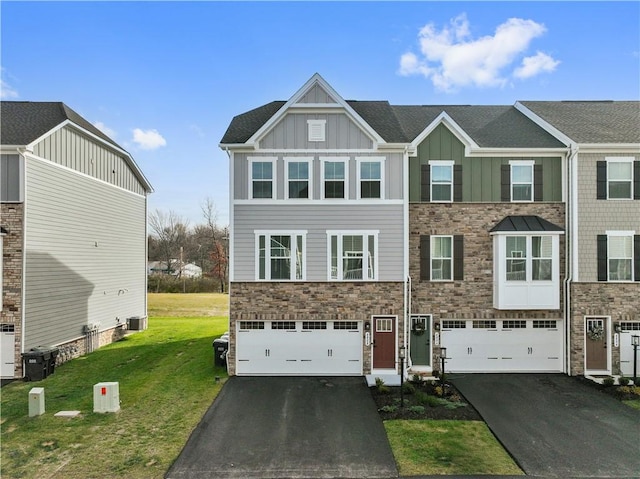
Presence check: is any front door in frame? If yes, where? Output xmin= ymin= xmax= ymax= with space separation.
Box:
xmin=585 ymin=317 xmax=608 ymax=372
xmin=409 ymin=315 xmax=431 ymax=367
xmin=373 ymin=316 xmax=396 ymax=369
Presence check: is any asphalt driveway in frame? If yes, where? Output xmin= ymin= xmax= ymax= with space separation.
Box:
xmin=450 ymin=374 xmax=640 ymax=478
xmin=165 ymin=376 xmax=397 ymax=479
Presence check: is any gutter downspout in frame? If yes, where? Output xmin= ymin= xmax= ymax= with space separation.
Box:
xmin=564 ymin=144 xmax=578 ymax=375
xmin=17 ymin=148 xmax=29 ymax=367
xmin=403 ymin=145 xmax=410 ymax=373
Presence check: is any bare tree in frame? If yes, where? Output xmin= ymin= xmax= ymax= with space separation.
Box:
xmin=201 ymin=198 xmax=229 ymax=292
xmin=148 ymin=209 xmax=190 ymax=277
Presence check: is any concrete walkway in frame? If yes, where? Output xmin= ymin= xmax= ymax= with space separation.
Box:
xmin=165 ymin=376 xmax=398 ymax=479
xmin=451 ymin=374 xmax=640 ymax=478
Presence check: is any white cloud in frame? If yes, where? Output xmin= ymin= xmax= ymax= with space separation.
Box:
xmin=93 ymin=121 xmax=117 ymax=139
xmin=399 ymin=14 xmax=558 ymax=91
xmin=1 ymin=79 xmax=19 ymax=99
xmin=132 ymin=128 xmax=167 ymax=150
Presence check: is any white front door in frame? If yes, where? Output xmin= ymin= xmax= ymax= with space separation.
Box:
xmin=1 ymin=325 xmax=16 ymax=378
xmin=619 ymin=322 xmax=640 ymax=376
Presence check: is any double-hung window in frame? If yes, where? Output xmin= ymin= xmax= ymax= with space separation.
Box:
xmin=510 ymin=161 xmax=534 ymax=202
xmin=430 ymin=161 xmax=453 ymax=202
xmin=328 ymin=231 xmax=378 ymax=281
xmin=598 ymin=232 xmax=636 ymax=282
xmin=256 ymin=231 xmax=306 ymax=281
xmin=285 ymin=158 xmax=312 ymax=199
xmin=506 ymin=236 xmax=527 ymax=281
xmin=357 ymin=158 xmax=383 ymax=199
xmin=607 ymin=159 xmax=633 ymax=199
xmin=431 ymin=236 xmax=453 ymax=280
xmin=322 ymin=158 xmax=348 ymax=199
xmin=249 ymin=158 xmax=275 ymax=199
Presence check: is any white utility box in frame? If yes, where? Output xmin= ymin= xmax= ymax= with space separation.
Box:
xmin=93 ymin=382 xmax=120 ymax=413
xmin=29 ymin=387 xmax=45 ymax=417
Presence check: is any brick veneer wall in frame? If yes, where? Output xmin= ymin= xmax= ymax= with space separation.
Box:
xmin=570 ymin=282 xmax=640 ymax=376
xmin=229 ymin=281 xmax=405 ymax=375
xmin=1 ymin=203 xmax=24 ymax=378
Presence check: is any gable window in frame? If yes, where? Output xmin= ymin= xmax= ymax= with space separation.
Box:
xmin=285 ymin=158 xmax=311 ymax=199
xmin=510 ymin=161 xmax=534 ymax=201
xmin=328 ymin=231 xmax=377 ymax=281
xmin=598 ymin=232 xmax=639 ymax=282
xmin=597 ymin=158 xmax=640 ymax=200
xmin=357 ymin=158 xmax=383 ymax=199
xmin=308 ymin=120 xmax=326 ymax=142
xmin=420 ymin=235 xmax=464 ymax=281
xmin=249 ymin=158 xmax=275 ymax=199
xmin=256 ymin=231 xmax=306 ymax=281
xmin=322 ymin=158 xmax=348 ymax=199
xmin=430 ymin=161 xmax=453 ymax=202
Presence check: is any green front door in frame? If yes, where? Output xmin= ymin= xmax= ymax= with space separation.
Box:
xmin=409 ymin=315 xmax=431 ymax=367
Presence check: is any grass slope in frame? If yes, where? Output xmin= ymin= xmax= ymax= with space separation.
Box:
xmin=1 ymin=297 xmax=228 ymax=479
xmin=147 ymin=292 xmax=229 ymax=317
xmin=384 ymin=420 xmax=523 ymax=476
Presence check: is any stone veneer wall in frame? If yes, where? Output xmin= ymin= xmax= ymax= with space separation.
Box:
xmin=229 ymin=281 xmax=405 ymax=375
xmin=1 ymin=203 xmax=24 ymax=378
xmin=409 ymin=203 xmax=566 ymax=369
xmin=570 ymin=282 xmax=640 ymax=376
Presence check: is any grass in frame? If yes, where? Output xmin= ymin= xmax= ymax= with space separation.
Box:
xmin=147 ymin=292 xmax=229 ymax=317
xmin=623 ymin=399 xmax=640 ymax=410
xmin=384 ymin=420 xmax=523 ymax=476
xmin=1 ymin=294 xmax=228 ymax=479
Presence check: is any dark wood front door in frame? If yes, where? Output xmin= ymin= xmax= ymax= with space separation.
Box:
xmin=585 ymin=318 xmax=608 ymax=371
xmin=373 ymin=316 xmax=396 ymax=369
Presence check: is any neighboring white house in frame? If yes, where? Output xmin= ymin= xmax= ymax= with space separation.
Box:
xmin=1 ymin=101 xmax=153 ymax=379
xmin=148 ymin=260 xmax=203 ymax=278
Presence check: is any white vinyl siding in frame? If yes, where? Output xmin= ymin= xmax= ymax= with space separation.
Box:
xmin=23 ymin=157 xmax=147 ymax=349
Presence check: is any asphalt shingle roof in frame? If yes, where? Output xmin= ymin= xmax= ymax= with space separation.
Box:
xmin=490 ymin=215 xmax=564 ymax=233
xmin=520 ymin=101 xmax=640 ymax=144
xmin=1 ymin=101 xmax=121 ymax=149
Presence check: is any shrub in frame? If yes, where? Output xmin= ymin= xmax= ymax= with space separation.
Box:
xmin=602 ymin=377 xmax=616 ymax=387
xmin=379 ymin=405 xmax=398 ymax=413
xmin=148 ymin=275 xmax=219 ymax=293
xmin=418 ymin=393 xmax=449 ymax=408
xmin=408 ymin=405 xmax=426 ymax=414
xmin=402 ymin=382 xmax=416 ymax=395
xmin=375 ymin=377 xmax=390 ymax=394
xmin=410 ymin=374 xmax=422 ymax=384
xmin=618 ymin=376 xmax=630 ymax=386
xmin=434 ymin=385 xmax=444 ymax=397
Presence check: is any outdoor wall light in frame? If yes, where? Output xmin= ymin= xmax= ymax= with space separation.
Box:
xmin=614 ymin=323 xmax=622 ymax=333
xmin=434 ymin=322 xmax=440 ymax=331
xmin=364 ymin=321 xmax=371 ymax=331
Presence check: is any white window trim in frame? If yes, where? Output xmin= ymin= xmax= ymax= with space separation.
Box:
xmin=320 ymin=157 xmax=349 ymax=200
xmin=430 ymin=235 xmax=453 ymax=282
xmin=326 ymin=230 xmax=379 ymax=281
xmin=356 ymin=157 xmax=385 ymax=200
xmin=248 ymin=157 xmax=277 ymax=200
xmin=308 ymin=119 xmax=326 ymax=142
xmin=254 ymin=230 xmax=307 ymax=281
xmin=429 ymin=160 xmax=454 ymax=203
xmin=606 ymin=157 xmax=634 ymax=200
xmin=509 ymin=160 xmax=535 ymax=202
xmin=605 ymin=230 xmax=635 ymax=282
xmin=284 ymin=157 xmax=313 ymax=200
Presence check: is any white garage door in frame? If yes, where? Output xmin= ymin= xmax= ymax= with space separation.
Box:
xmin=236 ymin=320 xmax=362 ymax=376
xmin=441 ymin=319 xmax=563 ymax=373
xmin=619 ymin=322 xmax=640 ymax=377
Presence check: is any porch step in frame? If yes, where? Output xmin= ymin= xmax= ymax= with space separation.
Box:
xmin=366 ymin=374 xmax=401 ymax=387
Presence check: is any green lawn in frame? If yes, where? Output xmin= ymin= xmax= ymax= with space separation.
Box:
xmin=147 ymin=292 xmax=229 ymax=317
xmin=384 ymin=420 xmax=523 ymax=476
xmin=1 ymin=294 xmax=228 ymax=479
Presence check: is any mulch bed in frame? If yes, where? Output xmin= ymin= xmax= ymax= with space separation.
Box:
xmin=370 ymin=379 xmax=482 ymax=421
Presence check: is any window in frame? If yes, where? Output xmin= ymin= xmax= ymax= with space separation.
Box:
xmin=430 ymin=161 xmax=453 ymax=202
xmin=308 ymin=120 xmax=326 ymax=142
xmin=506 ymin=236 xmax=553 ymax=282
xmin=239 ymin=321 xmax=264 ymax=330
xmin=442 ymin=320 xmax=466 ymax=329
xmin=322 ymin=158 xmax=348 ymax=199
xmin=256 ymin=231 xmax=306 ymax=281
xmin=608 ymin=234 xmax=633 ymax=281
xmin=608 ymin=160 xmax=633 ymax=199
xmin=473 ymin=320 xmax=497 ymax=329
xmin=334 ymin=321 xmax=359 ymax=330
xmin=510 ymin=161 xmax=534 ymax=201
xmin=357 ymin=158 xmax=383 ymax=199
xmin=376 ymin=318 xmax=393 ymax=332
xmin=249 ymin=158 xmax=275 ymax=199
xmin=503 ymin=320 xmax=526 ymax=329
xmin=533 ymin=320 xmax=557 ymax=329
xmin=328 ymin=231 xmax=378 ymax=281
xmin=532 ymin=236 xmax=553 ymax=281
xmin=303 ymin=321 xmax=327 ymax=330
xmin=272 ymin=321 xmax=296 ymax=330
xmin=1 ymin=155 xmax=22 ymax=202
xmin=286 ymin=159 xmax=311 ymax=199
xmin=506 ymin=236 xmax=527 ymax=281
xmin=431 ymin=236 xmax=452 ymax=281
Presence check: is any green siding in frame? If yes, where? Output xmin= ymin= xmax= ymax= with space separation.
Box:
xmin=409 ymin=124 xmax=563 ymax=202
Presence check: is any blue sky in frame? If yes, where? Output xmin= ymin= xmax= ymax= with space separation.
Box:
xmin=2 ymin=1 xmax=639 ymax=226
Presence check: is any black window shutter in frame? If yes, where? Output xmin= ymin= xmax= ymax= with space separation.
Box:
xmin=597 ymin=235 xmax=608 ymax=281
xmin=634 ymin=161 xmax=640 ymax=200
xmin=534 ymin=164 xmax=543 ymax=201
xmin=634 ymin=235 xmax=640 ymax=281
xmin=453 ymin=235 xmax=464 ymax=280
xmin=421 ymin=165 xmax=430 ymax=202
xmin=453 ymin=165 xmax=463 ymax=202
xmin=596 ymin=161 xmax=607 ymax=200
xmin=420 ymin=235 xmax=430 ymax=281
xmin=501 ymin=165 xmax=511 ymax=202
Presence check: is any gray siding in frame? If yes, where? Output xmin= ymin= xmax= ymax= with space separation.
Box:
xmin=234 ymin=152 xmax=403 ymax=200
xmin=259 ymin=113 xmax=373 ymax=150
xmin=297 ymin=84 xmax=336 ymax=104
xmin=1 ymin=154 xmax=21 ymax=201
xmin=24 ymin=157 xmax=147 ymax=349
xmin=577 ymin=152 xmax=640 ymax=281
xmin=32 ymin=125 xmax=145 ymax=195
xmin=233 ymin=204 xmax=404 ymax=282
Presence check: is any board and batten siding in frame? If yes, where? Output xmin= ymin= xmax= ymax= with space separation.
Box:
xmin=233 ymin=204 xmax=404 ymax=282
xmin=577 ymin=152 xmax=640 ymax=281
xmin=259 ymin=113 xmax=374 ymax=150
xmin=32 ymin=125 xmax=146 ymax=195
xmin=234 ymin=152 xmax=404 ymax=200
xmin=23 ymin=157 xmax=147 ymax=349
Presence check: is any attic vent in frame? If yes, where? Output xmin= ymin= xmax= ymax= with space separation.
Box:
xmin=308 ymin=120 xmax=326 ymax=142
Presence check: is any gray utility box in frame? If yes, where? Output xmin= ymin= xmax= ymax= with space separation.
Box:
xmin=22 ymin=347 xmax=59 ymax=381
xmin=212 ymin=338 xmax=229 ymax=368
xmin=127 ymin=316 xmax=148 ymax=331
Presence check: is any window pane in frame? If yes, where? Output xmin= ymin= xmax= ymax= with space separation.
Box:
xmin=432 ymin=237 xmax=452 ymax=258
xmin=258 ymin=235 xmax=266 ymax=279
xmin=431 ymin=259 xmax=452 ymax=280
xmin=506 ymin=237 xmax=526 ymax=257
xmin=343 ymin=235 xmax=363 ymax=280
xmin=609 ymin=259 xmax=632 ymax=281
xmin=507 ymin=259 xmax=526 ymax=280
xmin=432 ymin=165 xmax=452 ymax=182
xmin=512 ymin=184 xmax=532 ymax=201
xmin=325 ymin=162 xmax=345 ymax=180
xmin=361 ymin=180 xmax=380 ymax=199
xmin=432 ymin=184 xmax=452 ymax=201
xmin=532 ymin=236 xmax=552 ymax=258
xmin=361 ymin=162 xmax=381 ymax=180
xmin=288 ymin=162 xmax=309 ymax=180
xmin=271 ymin=258 xmax=291 ymax=280
xmin=271 ymin=236 xmax=291 ymax=257
xmin=331 ymin=235 xmax=338 ymax=279
xmin=512 ymin=165 xmax=532 ymax=183
xmin=609 ymin=236 xmax=632 ymax=257
xmin=368 ymin=235 xmax=375 ymax=279
xmin=253 ymin=181 xmax=272 ymax=199
xmin=609 ymin=181 xmax=632 ymax=199
xmin=296 ymin=236 xmax=303 ymax=280
xmin=608 ymin=162 xmax=632 ymax=181
xmin=506 ymin=236 xmax=526 ymax=281
xmin=289 ymin=181 xmax=309 ymax=199
xmin=532 ymin=259 xmax=552 ymax=280
xmin=252 ymin=162 xmax=272 ymax=180
xmin=325 ymin=181 xmax=344 ymax=199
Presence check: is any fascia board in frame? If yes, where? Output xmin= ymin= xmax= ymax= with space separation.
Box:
xmin=575 ymin=143 xmax=640 ymax=153
xmin=466 ymin=147 xmax=569 ymax=157
xmin=410 ymin=112 xmax=480 ymax=152
xmin=514 ymin=102 xmax=573 ymax=147
xmin=218 ymin=143 xmax=256 ymax=151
